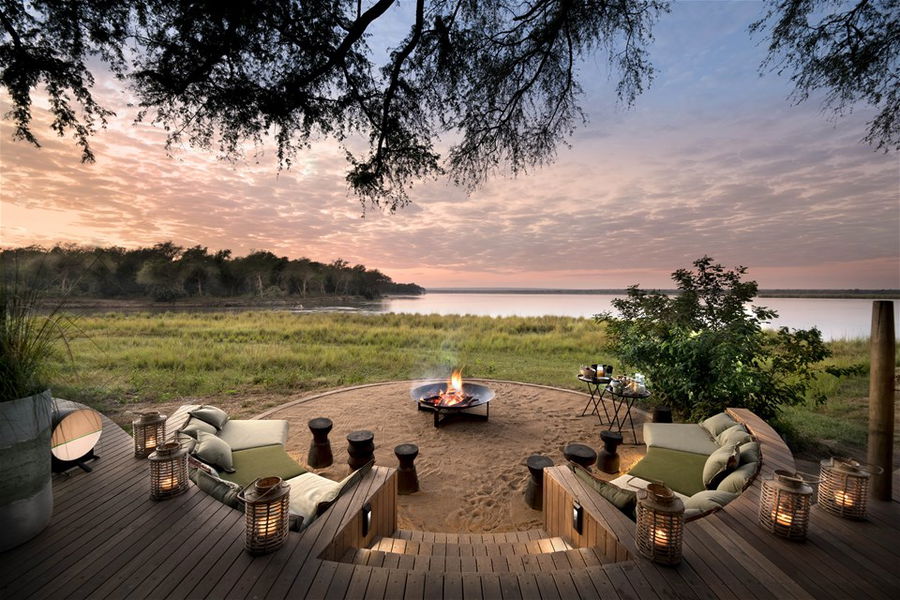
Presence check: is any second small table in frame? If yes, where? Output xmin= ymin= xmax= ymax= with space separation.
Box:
xmin=604 ymin=386 xmax=651 ymax=444
xmin=577 ymin=375 xmax=612 ymax=423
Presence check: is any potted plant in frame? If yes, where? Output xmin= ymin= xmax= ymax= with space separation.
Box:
xmin=0 ymin=274 xmax=73 ymax=551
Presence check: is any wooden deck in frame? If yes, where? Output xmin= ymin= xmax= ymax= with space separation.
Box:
xmin=1 ymin=404 xmax=898 ymax=599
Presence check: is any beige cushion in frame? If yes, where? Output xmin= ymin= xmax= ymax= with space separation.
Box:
xmin=217 ymin=419 xmax=289 ymax=451
xmin=738 ymin=441 xmax=760 ymax=465
xmin=642 ymin=423 xmax=719 ymax=456
xmin=194 ymin=431 xmax=235 ymax=473
xmin=717 ymin=462 xmax=758 ymax=493
xmin=189 ymin=405 xmax=230 ymax=430
xmin=179 ymin=418 xmax=217 ymax=439
xmin=685 ymin=489 xmax=738 ymax=512
xmin=700 ymin=413 xmax=738 ymax=438
xmin=717 ymin=424 xmax=752 ymax=446
xmin=609 ymin=474 xmax=691 ymax=503
xmin=703 ymin=444 xmax=740 ymax=489
xmin=286 ymin=463 xmax=373 ymax=528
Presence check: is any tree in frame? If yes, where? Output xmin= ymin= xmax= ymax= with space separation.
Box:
xmin=0 ymin=0 xmax=667 ymax=210
xmin=597 ymin=256 xmax=831 ymax=420
xmin=752 ymin=0 xmax=900 ymax=151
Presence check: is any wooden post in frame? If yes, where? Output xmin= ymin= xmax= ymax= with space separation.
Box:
xmin=866 ymin=301 xmax=895 ymax=501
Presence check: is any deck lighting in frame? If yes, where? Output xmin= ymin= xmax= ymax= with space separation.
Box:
xmin=362 ymin=503 xmax=373 ymax=538
xmin=133 ymin=411 xmax=166 ymax=458
xmin=572 ymin=500 xmax=584 ymax=535
xmin=818 ymin=458 xmax=882 ymax=520
xmin=636 ymin=483 xmax=684 ymax=566
xmin=239 ymin=477 xmax=290 ymax=555
xmin=148 ymin=441 xmax=188 ymax=500
xmin=759 ymin=470 xmax=813 ymax=541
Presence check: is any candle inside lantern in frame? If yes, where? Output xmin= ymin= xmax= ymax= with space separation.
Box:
xmin=159 ymin=475 xmax=175 ymax=491
xmin=146 ymin=433 xmax=157 ymax=449
xmin=774 ymin=508 xmax=793 ymax=527
xmin=652 ymin=527 xmax=669 ymax=547
xmin=833 ymin=490 xmax=854 ymax=507
xmin=256 ymin=517 xmax=279 ymax=538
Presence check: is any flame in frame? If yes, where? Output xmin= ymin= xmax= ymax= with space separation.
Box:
xmin=450 ymin=369 xmax=464 ymax=394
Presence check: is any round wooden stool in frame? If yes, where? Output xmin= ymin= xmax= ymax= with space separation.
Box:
xmin=525 ymin=455 xmax=554 ymax=510
xmin=598 ymin=430 xmax=623 ymax=474
xmin=346 ymin=430 xmax=375 ymax=471
xmin=564 ymin=443 xmax=597 ymax=470
xmin=306 ymin=417 xmax=334 ymax=469
xmin=394 ymin=443 xmax=420 ymax=495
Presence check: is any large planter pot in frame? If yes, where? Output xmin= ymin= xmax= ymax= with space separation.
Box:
xmin=0 ymin=389 xmax=54 ymax=552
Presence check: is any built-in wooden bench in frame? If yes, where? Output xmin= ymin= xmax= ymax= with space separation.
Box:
xmin=2 ymin=403 xmax=898 ymax=599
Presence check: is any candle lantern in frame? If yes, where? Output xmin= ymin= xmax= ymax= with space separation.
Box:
xmin=239 ymin=477 xmax=291 ymax=555
xmin=148 ymin=441 xmax=189 ymax=500
xmin=636 ymin=483 xmax=684 ymax=566
xmin=758 ymin=470 xmax=813 ymax=540
xmin=818 ymin=458 xmax=882 ymax=520
xmin=133 ymin=411 xmax=167 ymax=458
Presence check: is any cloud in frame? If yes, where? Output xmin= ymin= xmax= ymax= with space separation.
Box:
xmin=1 ymin=2 xmax=897 ymax=289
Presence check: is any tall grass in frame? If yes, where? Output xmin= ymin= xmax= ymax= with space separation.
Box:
xmin=48 ymin=311 xmax=889 ymax=454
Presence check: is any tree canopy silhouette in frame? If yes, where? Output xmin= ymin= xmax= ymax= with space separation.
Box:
xmin=1 ymin=1 xmax=896 ymax=211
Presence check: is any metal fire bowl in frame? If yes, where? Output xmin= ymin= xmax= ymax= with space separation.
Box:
xmin=411 ymin=382 xmax=495 ymax=411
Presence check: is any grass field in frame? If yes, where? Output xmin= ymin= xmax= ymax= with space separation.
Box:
xmin=49 ymin=311 xmax=891 ymax=457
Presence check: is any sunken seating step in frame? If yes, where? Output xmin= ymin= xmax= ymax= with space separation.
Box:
xmin=392 ymin=528 xmax=549 ymax=544
xmin=340 ymin=544 xmax=614 ymax=572
xmin=368 ymin=535 xmax=572 ymax=557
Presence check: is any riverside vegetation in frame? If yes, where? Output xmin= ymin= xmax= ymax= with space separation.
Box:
xmin=47 ymin=311 xmax=888 ymax=460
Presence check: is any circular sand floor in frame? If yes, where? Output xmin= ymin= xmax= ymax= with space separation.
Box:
xmin=265 ymin=380 xmax=648 ymax=533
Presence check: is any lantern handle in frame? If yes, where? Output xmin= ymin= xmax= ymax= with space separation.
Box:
xmin=828 ymin=456 xmax=884 ymax=475
xmin=237 ymin=477 xmax=287 ymax=504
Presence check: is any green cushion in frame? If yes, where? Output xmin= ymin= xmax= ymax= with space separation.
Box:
xmin=685 ymin=489 xmax=737 ymax=512
xmin=700 ymin=413 xmax=738 ymax=438
xmin=717 ymin=462 xmax=758 ymax=494
xmin=180 ymin=418 xmax=217 ymax=439
xmin=716 ymin=424 xmax=752 ymax=446
xmin=702 ymin=444 xmax=740 ymax=489
xmin=627 ymin=446 xmax=708 ymax=497
xmin=571 ymin=465 xmax=637 ymax=520
xmin=738 ymin=441 xmax=760 ymax=465
xmin=189 ymin=467 xmax=242 ymax=509
xmin=189 ymin=405 xmax=229 ymax=430
xmin=219 ymin=444 xmax=307 ymax=489
xmin=194 ymin=431 xmax=235 ymax=473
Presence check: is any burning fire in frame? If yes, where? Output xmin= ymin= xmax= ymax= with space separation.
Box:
xmin=422 ymin=369 xmax=474 ymax=407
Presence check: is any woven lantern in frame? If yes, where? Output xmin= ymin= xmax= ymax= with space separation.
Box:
xmin=636 ymin=483 xmax=684 ymax=566
xmin=133 ymin=411 xmax=167 ymax=458
xmin=758 ymin=470 xmax=813 ymax=540
xmin=148 ymin=441 xmax=189 ymax=500
xmin=239 ymin=477 xmax=291 ymax=555
xmin=818 ymin=458 xmax=882 ymax=520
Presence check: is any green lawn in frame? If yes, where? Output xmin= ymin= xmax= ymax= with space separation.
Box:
xmin=50 ymin=311 xmax=886 ymax=456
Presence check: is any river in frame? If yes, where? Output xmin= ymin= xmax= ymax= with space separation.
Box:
xmin=370 ymin=293 xmax=898 ymax=341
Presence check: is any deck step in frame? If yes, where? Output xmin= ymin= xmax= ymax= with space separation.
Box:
xmin=391 ymin=528 xmax=548 ymax=544
xmin=371 ymin=535 xmax=572 ymax=556
xmin=340 ymin=545 xmax=613 ymax=573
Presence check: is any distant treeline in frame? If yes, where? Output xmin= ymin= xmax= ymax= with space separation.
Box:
xmin=1 ymin=243 xmax=424 ymax=301
xmin=427 ymin=288 xmax=899 ymax=299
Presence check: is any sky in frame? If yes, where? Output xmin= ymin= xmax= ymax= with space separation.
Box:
xmin=1 ymin=2 xmax=898 ymax=289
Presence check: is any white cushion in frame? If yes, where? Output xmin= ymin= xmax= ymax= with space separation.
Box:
xmin=716 ymin=424 xmax=752 ymax=447
xmin=218 ymin=419 xmax=289 ymax=451
xmin=643 ymin=423 xmax=719 ymax=456
xmin=685 ymin=489 xmax=737 ymax=512
xmin=700 ymin=413 xmax=738 ymax=437
xmin=702 ymin=444 xmax=740 ymax=488
xmin=285 ymin=463 xmax=372 ymax=527
xmin=717 ymin=462 xmax=758 ymax=494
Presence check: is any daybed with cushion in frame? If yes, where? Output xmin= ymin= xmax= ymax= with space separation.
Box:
xmin=608 ymin=411 xmax=761 ymax=519
xmin=174 ymin=404 xmax=370 ymax=530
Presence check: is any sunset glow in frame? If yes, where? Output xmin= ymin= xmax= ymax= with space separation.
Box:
xmin=1 ymin=3 xmax=897 ymax=289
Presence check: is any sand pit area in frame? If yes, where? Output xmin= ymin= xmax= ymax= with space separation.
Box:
xmin=265 ymin=380 xmax=648 ymax=533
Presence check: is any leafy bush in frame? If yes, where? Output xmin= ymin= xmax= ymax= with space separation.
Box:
xmin=597 ymin=256 xmax=830 ymax=420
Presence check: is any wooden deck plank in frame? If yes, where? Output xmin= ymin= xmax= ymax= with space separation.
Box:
xmin=322 ymin=562 xmax=356 ymax=600
xmin=402 ymin=571 xmax=426 ymax=600
xmin=497 ymin=573 xmax=521 ymax=600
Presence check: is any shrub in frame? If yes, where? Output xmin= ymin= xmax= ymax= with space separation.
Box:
xmin=597 ymin=256 xmax=830 ymax=420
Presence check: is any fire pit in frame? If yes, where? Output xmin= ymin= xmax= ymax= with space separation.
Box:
xmin=411 ymin=370 xmax=494 ymax=428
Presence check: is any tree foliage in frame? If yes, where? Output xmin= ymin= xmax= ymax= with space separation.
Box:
xmin=752 ymin=0 xmax=900 ymax=151
xmin=2 ymin=1 xmax=896 ymax=210
xmin=1 ymin=243 xmax=423 ymax=301
xmin=0 ymin=0 xmax=667 ymax=210
xmin=597 ymin=256 xmax=831 ymax=420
